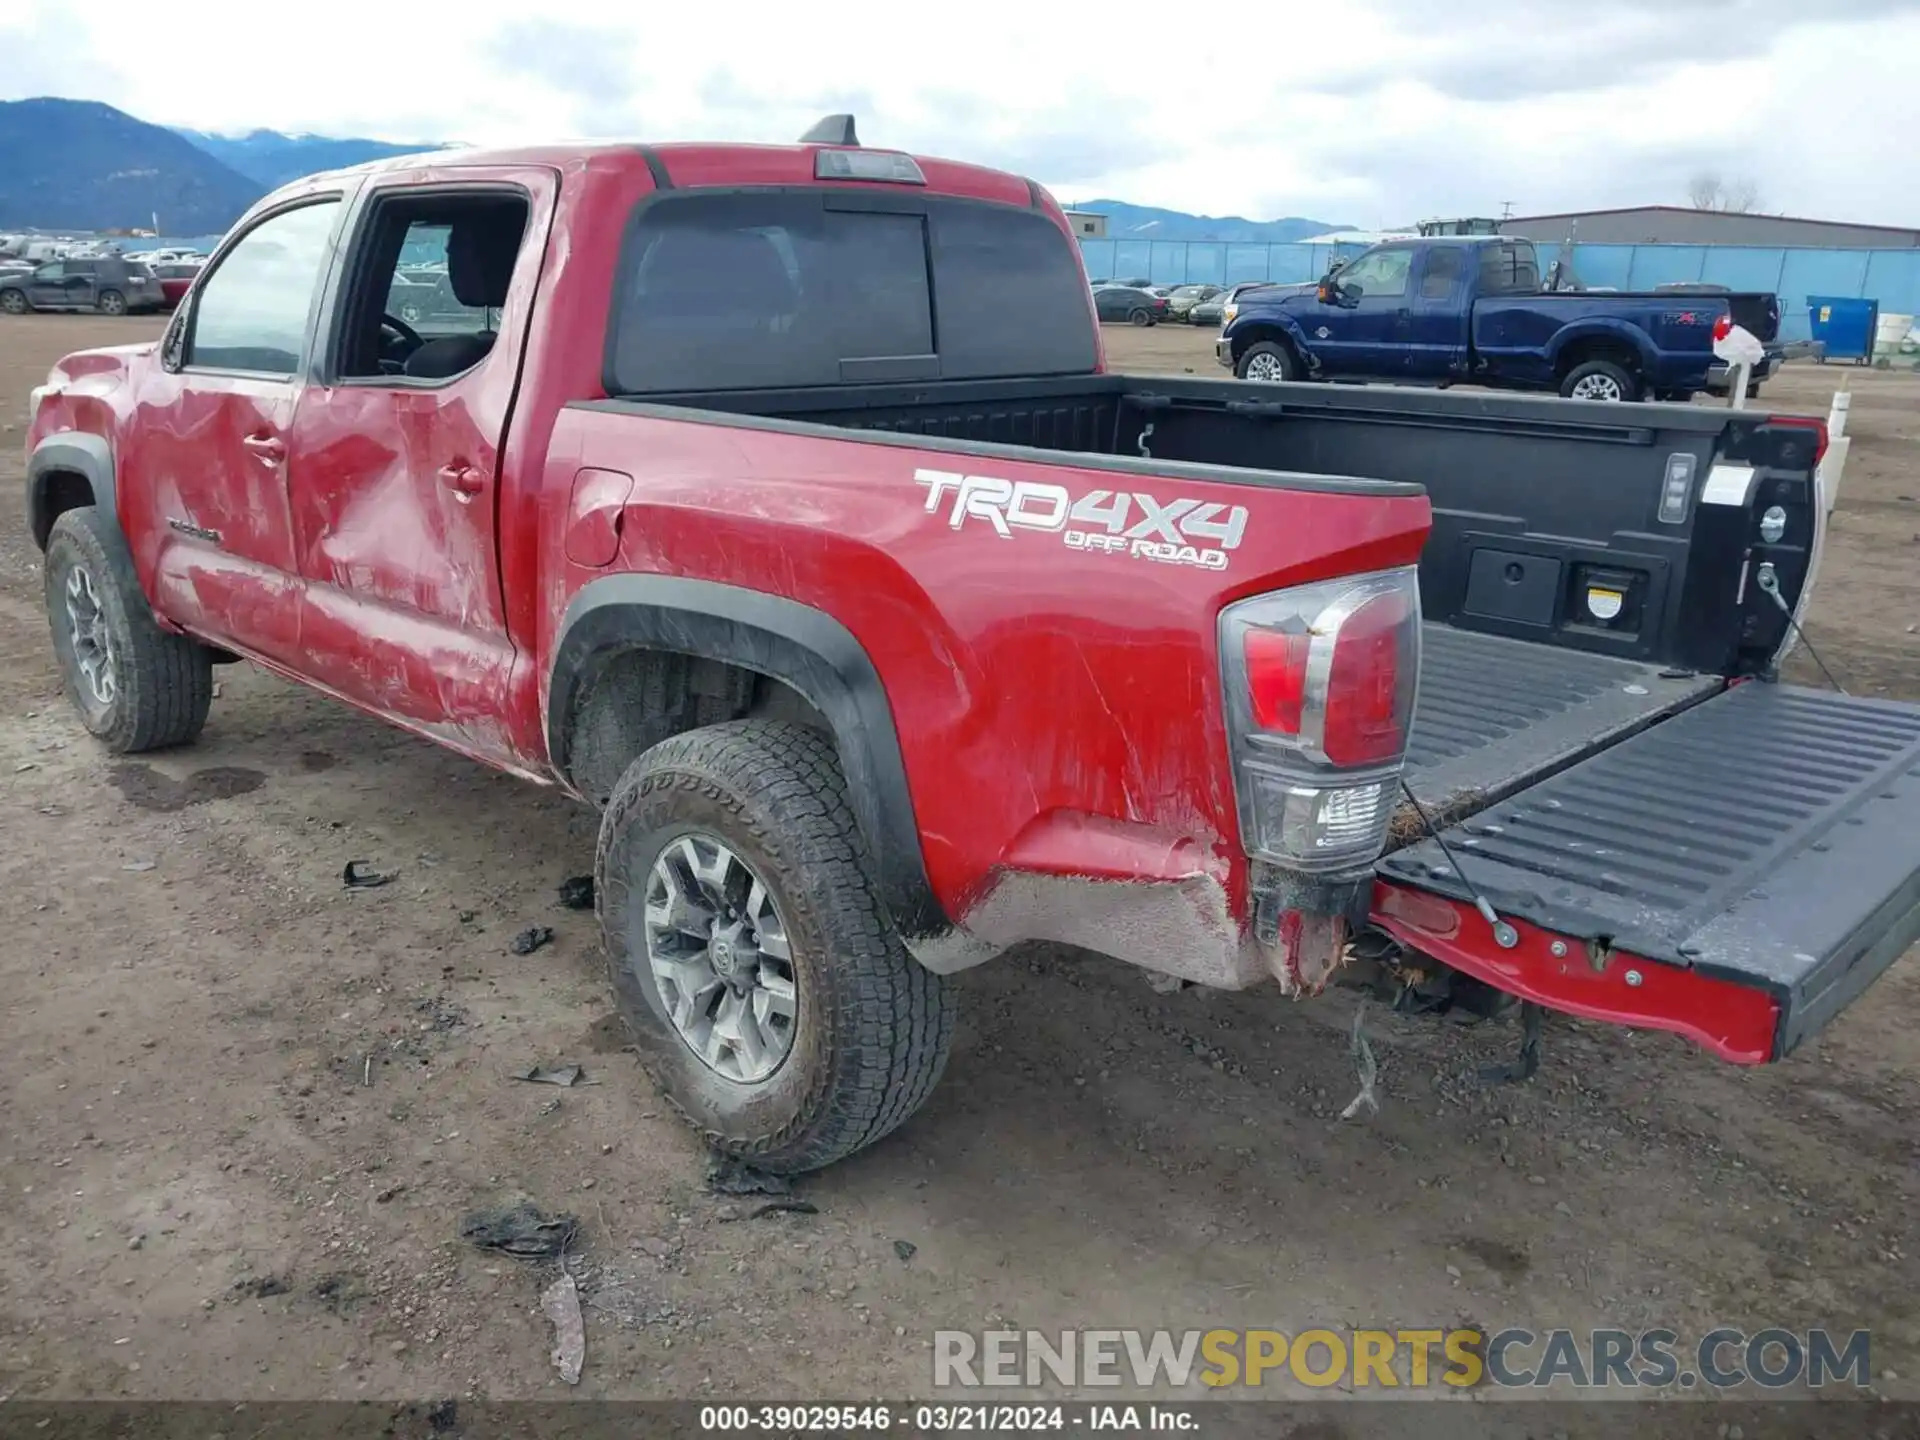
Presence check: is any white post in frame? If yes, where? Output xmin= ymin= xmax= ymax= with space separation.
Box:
xmin=1817 ymin=386 xmax=1852 ymax=516
xmin=1826 ymin=387 xmax=1851 ymax=441
xmin=1728 ymin=361 xmax=1752 ymax=409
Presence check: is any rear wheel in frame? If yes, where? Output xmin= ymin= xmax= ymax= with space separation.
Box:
xmin=0 ymin=288 xmax=26 ymax=315
xmin=96 ymin=289 xmax=127 ymax=317
xmin=1236 ymin=340 xmax=1296 ymax=382
xmin=597 ymin=720 xmax=954 ymax=1174
xmin=44 ymin=508 xmax=214 ymax=752
xmin=1559 ymin=358 xmax=1640 ymax=402
xmin=1128 ymin=307 xmax=1154 ymax=326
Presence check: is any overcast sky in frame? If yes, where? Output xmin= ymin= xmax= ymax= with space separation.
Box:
xmin=5 ymin=0 xmax=1917 ymax=227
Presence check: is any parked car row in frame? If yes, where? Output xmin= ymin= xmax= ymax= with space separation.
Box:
xmin=0 ymin=253 xmax=204 ymax=317
xmin=1086 ymin=276 xmax=1252 ymax=326
xmin=0 ymin=258 xmax=167 ymax=316
xmin=1090 ymin=284 xmax=1169 ymax=326
xmin=1190 ymin=283 xmax=1272 ymax=327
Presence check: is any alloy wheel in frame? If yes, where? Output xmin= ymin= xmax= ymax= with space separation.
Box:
xmin=642 ymin=833 xmax=798 ymax=1083
xmin=63 ymin=564 xmax=117 ymax=706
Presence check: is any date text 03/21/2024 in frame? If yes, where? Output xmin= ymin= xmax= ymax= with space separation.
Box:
xmin=698 ymin=1403 xmax=1194 ymax=1432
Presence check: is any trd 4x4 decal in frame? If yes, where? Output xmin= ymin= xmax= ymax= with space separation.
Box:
xmin=914 ymin=468 xmax=1249 ymax=572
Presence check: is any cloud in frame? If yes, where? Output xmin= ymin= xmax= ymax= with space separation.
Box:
xmin=483 ymin=20 xmax=644 ymax=135
xmin=2 ymin=0 xmax=1917 ymax=228
xmin=1308 ymin=0 xmax=1908 ymax=101
xmin=2 ymin=1 xmax=131 ymax=101
xmin=896 ymin=90 xmax=1174 ymax=186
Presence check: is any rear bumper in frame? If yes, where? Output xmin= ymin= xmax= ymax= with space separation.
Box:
xmin=1376 ymin=682 xmax=1920 ymax=1063
xmin=1704 ymin=352 xmax=1780 ymax=393
xmin=911 ymin=865 xmax=1277 ymax=989
xmin=908 ymin=825 xmax=1367 ymax=996
xmin=1370 ymin=883 xmax=1784 ymax=1063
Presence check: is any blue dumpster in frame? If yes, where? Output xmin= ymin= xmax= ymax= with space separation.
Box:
xmin=1806 ymin=295 xmax=1879 ymax=364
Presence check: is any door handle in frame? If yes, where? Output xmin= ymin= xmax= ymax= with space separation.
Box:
xmin=241 ymin=432 xmax=286 ymax=462
xmin=437 ymin=463 xmax=485 ymax=500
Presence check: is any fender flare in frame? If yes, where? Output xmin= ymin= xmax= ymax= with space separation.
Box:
xmin=547 ymin=575 xmax=949 ymax=940
xmin=1546 ymin=319 xmax=1659 ymax=374
xmin=1225 ymin=314 xmax=1318 ymax=375
xmin=27 ymin=432 xmax=118 ymax=551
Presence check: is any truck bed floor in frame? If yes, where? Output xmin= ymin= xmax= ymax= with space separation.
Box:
xmin=1400 ymin=625 xmax=1721 ymax=828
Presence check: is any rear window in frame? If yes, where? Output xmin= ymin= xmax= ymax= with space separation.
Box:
xmin=606 ymin=189 xmax=1097 ymax=394
xmin=1477 ymin=243 xmax=1540 ymax=296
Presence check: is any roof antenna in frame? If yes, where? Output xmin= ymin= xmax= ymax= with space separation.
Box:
xmin=798 ymin=114 xmax=859 ymax=146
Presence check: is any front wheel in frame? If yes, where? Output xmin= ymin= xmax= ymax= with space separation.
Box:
xmin=44 ymin=508 xmax=214 ymax=752
xmin=96 ymin=289 xmax=127 ymax=316
xmin=0 ymin=289 xmax=27 ymax=315
xmin=1559 ymin=358 xmax=1640 ymax=402
xmin=1235 ymin=340 xmax=1296 ymax=382
xmin=597 ymin=720 xmax=954 ymax=1174
xmin=1128 ymin=307 xmax=1154 ymax=327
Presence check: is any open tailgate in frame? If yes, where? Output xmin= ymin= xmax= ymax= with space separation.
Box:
xmin=1373 ymin=681 xmax=1920 ymax=1062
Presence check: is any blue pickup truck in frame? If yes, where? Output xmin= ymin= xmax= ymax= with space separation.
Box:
xmin=1216 ymin=237 xmax=1782 ymax=402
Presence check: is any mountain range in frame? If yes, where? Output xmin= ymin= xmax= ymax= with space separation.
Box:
xmin=168 ymin=127 xmax=445 ymax=190
xmin=0 ymin=98 xmax=443 ymax=233
xmin=0 ymin=97 xmax=1345 ymax=243
xmin=1068 ymin=199 xmax=1350 ymax=244
xmin=0 ymin=98 xmax=261 ymax=234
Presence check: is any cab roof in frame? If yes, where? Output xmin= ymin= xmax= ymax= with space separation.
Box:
xmin=283 ymin=138 xmax=1042 ymax=213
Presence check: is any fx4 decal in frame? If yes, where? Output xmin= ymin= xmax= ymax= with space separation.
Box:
xmin=915 ymin=468 xmax=1249 ymax=572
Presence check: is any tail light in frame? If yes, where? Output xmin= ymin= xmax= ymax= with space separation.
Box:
xmin=1769 ymin=414 xmax=1829 ymax=465
xmin=1712 ymin=314 xmax=1733 ymax=343
xmin=1219 ymin=567 xmax=1421 ymax=871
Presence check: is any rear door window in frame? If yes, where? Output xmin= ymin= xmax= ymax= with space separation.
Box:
xmin=1477 ymin=243 xmax=1540 ymax=296
xmin=607 ymin=190 xmax=1096 ymax=393
xmin=1419 ymin=247 xmax=1468 ymax=300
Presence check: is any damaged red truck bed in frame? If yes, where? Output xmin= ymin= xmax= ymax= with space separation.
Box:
xmin=26 ymin=119 xmax=1920 ymax=1173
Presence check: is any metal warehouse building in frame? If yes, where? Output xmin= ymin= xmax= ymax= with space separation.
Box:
xmin=1499 ymin=205 xmax=1920 ymax=250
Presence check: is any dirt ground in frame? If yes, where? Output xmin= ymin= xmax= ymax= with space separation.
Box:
xmin=0 ymin=315 xmax=1915 ymax=1416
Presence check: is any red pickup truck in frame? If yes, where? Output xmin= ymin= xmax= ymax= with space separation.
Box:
xmin=26 ymin=121 xmax=1920 ymax=1174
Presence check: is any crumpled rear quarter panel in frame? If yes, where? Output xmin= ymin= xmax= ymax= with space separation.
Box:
xmin=543 ymin=407 xmax=1430 ymax=936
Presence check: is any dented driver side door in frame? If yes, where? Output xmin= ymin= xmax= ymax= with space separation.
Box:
xmin=279 ymin=166 xmax=557 ymax=769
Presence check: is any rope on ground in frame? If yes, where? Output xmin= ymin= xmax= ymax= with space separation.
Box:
xmin=1340 ymin=997 xmax=1380 ymax=1120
